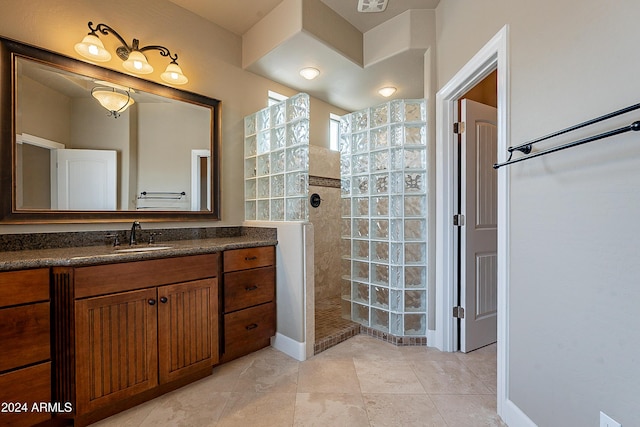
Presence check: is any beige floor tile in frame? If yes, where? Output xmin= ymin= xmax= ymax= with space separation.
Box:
xmin=353 ymin=359 xmax=426 ymax=394
xmin=234 ymin=356 xmax=300 ymax=393
xmin=363 ymin=393 xmax=447 ymax=427
xmin=209 ymin=358 xmax=253 ymax=392
xmin=297 ymin=358 xmax=362 ymax=394
xmin=91 ymin=398 xmax=161 ymax=427
xmin=430 ymin=394 xmax=507 ymax=427
xmin=482 ymin=374 xmax=498 ymax=394
xmin=314 ymin=335 xmax=403 ymax=361
xmin=136 ymin=390 xmax=231 ymax=427
xmin=93 ymin=335 xmax=503 ymax=427
xmin=456 ymin=343 xmax=497 ymax=360
xmin=412 ymin=360 xmax=492 ymax=395
xmin=293 ymin=393 xmax=370 ymax=427
xmin=217 ymin=392 xmax=296 ymax=427
xmin=398 ymin=345 xmax=463 ymax=362
xmin=458 ymin=358 xmax=497 ymax=383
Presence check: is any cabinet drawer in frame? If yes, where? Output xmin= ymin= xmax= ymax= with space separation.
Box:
xmin=223 ymin=302 xmax=275 ymax=361
xmin=223 ymin=246 xmax=275 ymax=272
xmin=224 ymin=266 xmax=275 ymax=313
xmin=74 ymin=253 xmax=219 ymax=298
xmin=0 ymin=302 xmax=50 ymax=372
xmin=0 ymin=268 xmax=49 ymax=308
xmin=0 ymin=362 xmax=51 ymax=427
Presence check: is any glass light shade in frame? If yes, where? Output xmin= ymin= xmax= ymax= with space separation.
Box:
xmin=161 ymin=63 xmax=188 ymax=85
xmin=122 ymin=50 xmax=153 ymax=74
xmin=299 ymin=67 xmax=320 ymax=80
xmin=91 ymin=88 xmax=135 ymax=115
xmin=378 ymin=86 xmax=397 ymax=97
xmin=74 ymin=34 xmax=112 ymax=62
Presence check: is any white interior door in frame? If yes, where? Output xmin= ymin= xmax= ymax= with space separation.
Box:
xmin=52 ymin=149 xmax=117 ymax=210
xmin=460 ymin=99 xmax=498 ymax=353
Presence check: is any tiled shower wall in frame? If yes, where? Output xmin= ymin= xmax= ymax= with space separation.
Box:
xmin=340 ymin=99 xmax=428 ymax=337
xmin=309 ymin=146 xmax=342 ymax=301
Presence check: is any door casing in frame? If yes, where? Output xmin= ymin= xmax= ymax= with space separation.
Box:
xmin=434 ymin=24 xmax=511 ymax=420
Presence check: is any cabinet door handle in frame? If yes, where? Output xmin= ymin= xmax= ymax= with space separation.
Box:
xmin=245 ymin=256 xmax=258 ymax=261
xmin=245 ymin=323 xmax=258 ymax=330
xmin=245 ymin=285 xmax=258 ymax=291
xmin=148 ymin=299 xmax=156 ymax=306
xmin=160 ymin=297 xmax=168 ymax=304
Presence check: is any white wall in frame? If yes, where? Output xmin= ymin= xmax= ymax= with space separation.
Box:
xmin=436 ymin=1 xmax=640 ymax=425
xmin=247 ymin=221 xmax=314 ymax=361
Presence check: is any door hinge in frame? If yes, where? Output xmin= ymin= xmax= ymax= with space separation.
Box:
xmin=453 ymin=306 xmax=465 ymax=319
xmin=453 ymin=122 xmax=465 ymax=134
xmin=453 ymin=214 xmax=465 ymax=226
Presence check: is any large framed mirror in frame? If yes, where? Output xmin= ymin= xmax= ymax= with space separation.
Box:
xmin=0 ymin=37 xmax=221 ymax=223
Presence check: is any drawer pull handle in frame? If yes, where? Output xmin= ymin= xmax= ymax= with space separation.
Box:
xmin=160 ymin=297 xmax=168 ymax=304
xmin=245 ymin=256 xmax=258 ymax=261
xmin=245 ymin=285 xmax=259 ymax=291
xmin=148 ymin=299 xmax=156 ymax=306
xmin=246 ymin=323 xmax=259 ymax=330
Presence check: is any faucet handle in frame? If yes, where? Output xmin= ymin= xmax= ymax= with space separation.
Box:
xmin=106 ymin=233 xmax=121 ymax=247
xmin=149 ymin=232 xmax=162 ymax=245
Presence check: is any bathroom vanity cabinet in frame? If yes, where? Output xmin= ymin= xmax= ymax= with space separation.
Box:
xmin=221 ymin=246 xmax=276 ymax=362
xmin=0 ymin=233 xmax=277 ymax=427
xmin=0 ymin=269 xmax=52 ymax=427
xmin=52 ymin=253 xmax=220 ymax=426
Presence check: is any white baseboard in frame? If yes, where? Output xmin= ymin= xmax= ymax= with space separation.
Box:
xmin=502 ymin=398 xmax=537 ymax=427
xmin=426 ymin=329 xmax=437 ymax=348
xmin=271 ymin=333 xmax=307 ymax=361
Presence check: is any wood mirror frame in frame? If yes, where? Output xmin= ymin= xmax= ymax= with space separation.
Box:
xmin=0 ymin=37 xmax=221 ymax=223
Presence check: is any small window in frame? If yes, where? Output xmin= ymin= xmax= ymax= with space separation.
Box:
xmin=329 ymin=113 xmax=341 ymax=151
xmin=268 ymin=90 xmax=288 ymax=106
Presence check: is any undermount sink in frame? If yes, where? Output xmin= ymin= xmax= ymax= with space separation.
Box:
xmin=114 ymin=246 xmax=173 ymax=253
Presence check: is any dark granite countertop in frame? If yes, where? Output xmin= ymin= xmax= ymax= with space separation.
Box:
xmin=0 ymin=227 xmax=277 ymax=271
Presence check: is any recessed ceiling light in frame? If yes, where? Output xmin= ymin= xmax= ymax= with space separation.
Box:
xmin=357 ymin=0 xmax=389 ymax=13
xmin=299 ymin=67 xmax=320 ymax=80
xmin=378 ymin=86 xmax=397 ymax=97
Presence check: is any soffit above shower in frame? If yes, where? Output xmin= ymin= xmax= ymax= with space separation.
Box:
xmin=169 ymin=0 xmax=438 ymax=112
xmin=169 ymin=0 xmax=440 ymax=34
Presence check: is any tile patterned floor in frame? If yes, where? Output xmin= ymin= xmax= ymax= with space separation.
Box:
xmin=93 ymin=335 xmax=506 ymax=427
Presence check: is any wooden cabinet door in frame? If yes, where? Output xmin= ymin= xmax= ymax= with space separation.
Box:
xmin=75 ymin=288 xmax=158 ymax=415
xmin=158 ymin=278 xmax=218 ymax=384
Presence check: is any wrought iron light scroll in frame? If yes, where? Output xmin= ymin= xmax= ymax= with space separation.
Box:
xmin=74 ymin=21 xmax=188 ymax=85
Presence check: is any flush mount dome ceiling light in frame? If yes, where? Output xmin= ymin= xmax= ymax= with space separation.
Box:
xmin=299 ymin=67 xmax=320 ymax=80
xmin=91 ymin=85 xmax=135 ymax=118
xmin=357 ymin=0 xmax=389 ymax=13
xmin=74 ymin=21 xmax=188 ymax=85
xmin=378 ymin=86 xmax=397 ymax=97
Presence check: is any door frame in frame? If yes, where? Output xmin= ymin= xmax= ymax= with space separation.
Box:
xmin=190 ymin=149 xmax=211 ymax=211
xmin=434 ymin=25 xmax=515 ymax=421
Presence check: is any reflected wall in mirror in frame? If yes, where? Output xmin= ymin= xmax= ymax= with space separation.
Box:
xmin=0 ymin=37 xmax=221 ymax=223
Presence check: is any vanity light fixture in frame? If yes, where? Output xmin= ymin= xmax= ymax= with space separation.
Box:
xmin=74 ymin=21 xmax=188 ymax=85
xmin=91 ymin=86 xmax=135 ymax=118
xmin=378 ymin=86 xmax=397 ymax=97
xmin=299 ymin=67 xmax=320 ymax=80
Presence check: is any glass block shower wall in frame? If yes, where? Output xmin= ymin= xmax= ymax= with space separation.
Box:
xmin=340 ymin=99 xmax=428 ymax=336
xmin=244 ymin=93 xmax=310 ymax=221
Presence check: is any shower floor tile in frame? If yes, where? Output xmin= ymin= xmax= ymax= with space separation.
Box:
xmin=315 ymin=296 xmax=360 ymax=354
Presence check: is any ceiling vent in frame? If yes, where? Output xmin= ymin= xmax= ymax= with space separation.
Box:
xmin=357 ymin=0 xmax=389 ymax=13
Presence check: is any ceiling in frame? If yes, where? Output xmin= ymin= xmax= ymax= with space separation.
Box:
xmin=169 ymin=0 xmax=441 ymax=111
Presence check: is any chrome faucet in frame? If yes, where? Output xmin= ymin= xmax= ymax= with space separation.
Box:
xmin=129 ymin=221 xmax=142 ymax=245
